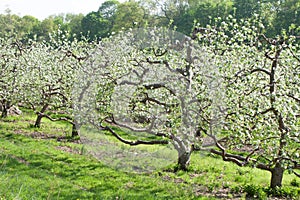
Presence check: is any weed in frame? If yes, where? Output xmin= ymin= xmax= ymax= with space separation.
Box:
xmin=265 ymin=186 xmax=300 ymax=199
xmin=243 ymin=184 xmax=267 ymax=200
xmin=291 ymin=178 xmax=300 ymax=187
xmin=243 ymin=184 xmax=300 ymax=200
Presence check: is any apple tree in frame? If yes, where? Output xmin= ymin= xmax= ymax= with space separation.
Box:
xmin=73 ymin=27 xmax=222 ymax=170
xmin=194 ymin=16 xmax=300 ymax=188
xmin=20 ymin=31 xmax=89 ymax=136
xmin=0 ymin=37 xmax=26 ymax=118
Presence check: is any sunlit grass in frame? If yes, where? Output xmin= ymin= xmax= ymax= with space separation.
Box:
xmin=0 ymin=111 xmax=299 ymax=199
xmin=79 ymin=125 xmax=177 ymax=172
xmin=0 ymin=132 xmax=196 ymax=199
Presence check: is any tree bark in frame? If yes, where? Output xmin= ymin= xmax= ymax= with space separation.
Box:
xmin=270 ymin=163 xmax=284 ymax=188
xmin=34 ymin=104 xmax=49 ymax=128
xmin=0 ymin=100 xmax=11 ymax=118
xmin=1 ymin=107 xmax=8 ymax=118
xmin=71 ymin=123 xmax=79 ymax=137
xmin=177 ymin=150 xmax=191 ymax=171
xmin=34 ymin=115 xmax=43 ymax=128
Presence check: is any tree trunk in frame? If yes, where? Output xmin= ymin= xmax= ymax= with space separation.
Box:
xmin=0 ymin=100 xmax=11 ymax=118
xmin=173 ymin=136 xmax=193 ymax=171
xmin=71 ymin=123 xmax=79 ymax=137
xmin=270 ymin=163 xmax=284 ymax=188
xmin=1 ymin=107 xmax=8 ymax=118
xmin=34 ymin=104 xmax=49 ymax=128
xmin=34 ymin=115 xmax=43 ymax=128
xmin=177 ymin=151 xmax=192 ymax=171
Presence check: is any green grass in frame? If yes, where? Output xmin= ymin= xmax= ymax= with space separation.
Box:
xmin=0 ymin=111 xmax=299 ymax=199
xmin=79 ymin=125 xmax=177 ymax=172
xmin=0 ymin=130 xmax=194 ymax=199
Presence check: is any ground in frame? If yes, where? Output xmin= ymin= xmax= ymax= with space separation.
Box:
xmin=0 ymin=111 xmax=299 ymax=199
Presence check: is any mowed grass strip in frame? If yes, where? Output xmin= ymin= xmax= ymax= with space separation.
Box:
xmin=0 ymin=113 xmax=199 ymax=200
xmin=0 ymin=132 xmax=201 ymax=199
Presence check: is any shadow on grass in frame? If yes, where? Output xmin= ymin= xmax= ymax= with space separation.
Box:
xmin=0 ymin=133 xmax=190 ymax=199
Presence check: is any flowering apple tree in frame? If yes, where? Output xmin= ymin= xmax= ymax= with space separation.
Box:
xmin=20 ymin=31 xmax=89 ymax=136
xmin=194 ymin=16 xmax=300 ymax=188
xmin=73 ymin=27 xmax=222 ymax=171
xmin=0 ymin=38 xmax=26 ymax=118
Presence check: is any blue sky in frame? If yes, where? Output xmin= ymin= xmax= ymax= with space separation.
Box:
xmin=0 ymin=0 xmax=107 ymax=20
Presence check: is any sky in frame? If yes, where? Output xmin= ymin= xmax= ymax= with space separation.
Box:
xmin=0 ymin=0 xmax=107 ymax=20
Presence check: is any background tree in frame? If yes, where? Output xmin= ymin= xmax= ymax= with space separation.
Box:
xmin=19 ymin=15 xmax=40 ymax=39
xmin=187 ymin=0 xmax=233 ymax=34
xmin=81 ymin=11 xmax=111 ymax=40
xmin=111 ymin=1 xmax=148 ymax=32
xmin=64 ymin=13 xmax=85 ymax=40
xmin=0 ymin=9 xmax=23 ymax=38
xmin=34 ymin=17 xmax=57 ymax=41
xmin=273 ymin=0 xmax=300 ymax=36
xmin=1 ymin=0 xmax=300 ymax=41
xmin=98 ymin=0 xmax=119 ymax=20
xmin=233 ymin=0 xmax=260 ymax=19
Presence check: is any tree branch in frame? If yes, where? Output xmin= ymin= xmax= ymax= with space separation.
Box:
xmin=100 ymin=125 xmax=168 ymax=146
xmin=109 ymin=116 xmax=168 ymax=138
xmin=37 ymin=112 xmax=74 ymax=125
xmin=287 ymin=94 xmax=300 ymax=103
xmin=249 ymin=68 xmax=271 ymax=76
xmin=287 ymin=46 xmax=300 ymax=62
xmin=200 ymin=132 xmax=271 ymax=172
xmin=293 ymin=171 xmax=300 ymax=178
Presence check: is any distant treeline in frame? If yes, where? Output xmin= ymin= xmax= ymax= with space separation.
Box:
xmin=1 ymin=0 xmax=299 ymax=41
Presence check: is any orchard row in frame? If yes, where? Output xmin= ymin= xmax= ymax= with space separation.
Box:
xmin=0 ymin=16 xmax=299 ymax=188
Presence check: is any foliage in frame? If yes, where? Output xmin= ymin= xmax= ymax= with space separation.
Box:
xmin=1 ymin=0 xmax=300 ymax=40
xmin=111 ymin=1 xmax=148 ymax=32
xmin=81 ymin=11 xmax=111 ymax=40
xmin=291 ymin=178 xmax=300 ymax=187
xmin=243 ymin=183 xmax=300 ymax=199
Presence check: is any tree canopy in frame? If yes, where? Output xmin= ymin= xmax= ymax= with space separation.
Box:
xmin=1 ymin=0 xmax=300 ymax=40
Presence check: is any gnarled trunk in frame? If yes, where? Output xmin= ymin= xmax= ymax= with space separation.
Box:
xmin=34 ymin=114 xmax=43 ymax=128
xmin=270 ymin=163 xmax=284 ymax=188
xmin=177 ymin=151 xmax=192 ymax=171
xmin=173 ymin=135 xmax=193 ymax=171
xmin=34 ymin=104 xmax=49 ymax=128
xmin=71 ymin=123 xmax=80 ymax=137
xmin=1 ymin=100 xmax=11 ymax=118
xmin=1 ymin=107 xmax=8 ymax=118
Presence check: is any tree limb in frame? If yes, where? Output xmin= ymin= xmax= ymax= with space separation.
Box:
xmin=109 ymin=116 xmax=168 ymax=138
xmin=100 ymin=125 xmax=169 ymax=146
xmin=287 ymin=94 xmax=300 ymax=103
xmin=293 ymin=171 xmax=300 ymax=178
xmin=37 ymin=112 xmax=74 ymax=125
xmin=249 ymin=68 xmax=271 ymax=76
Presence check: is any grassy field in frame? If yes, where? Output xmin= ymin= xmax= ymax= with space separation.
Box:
xmin=0 ymin=111 xmax=299 ymax=199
